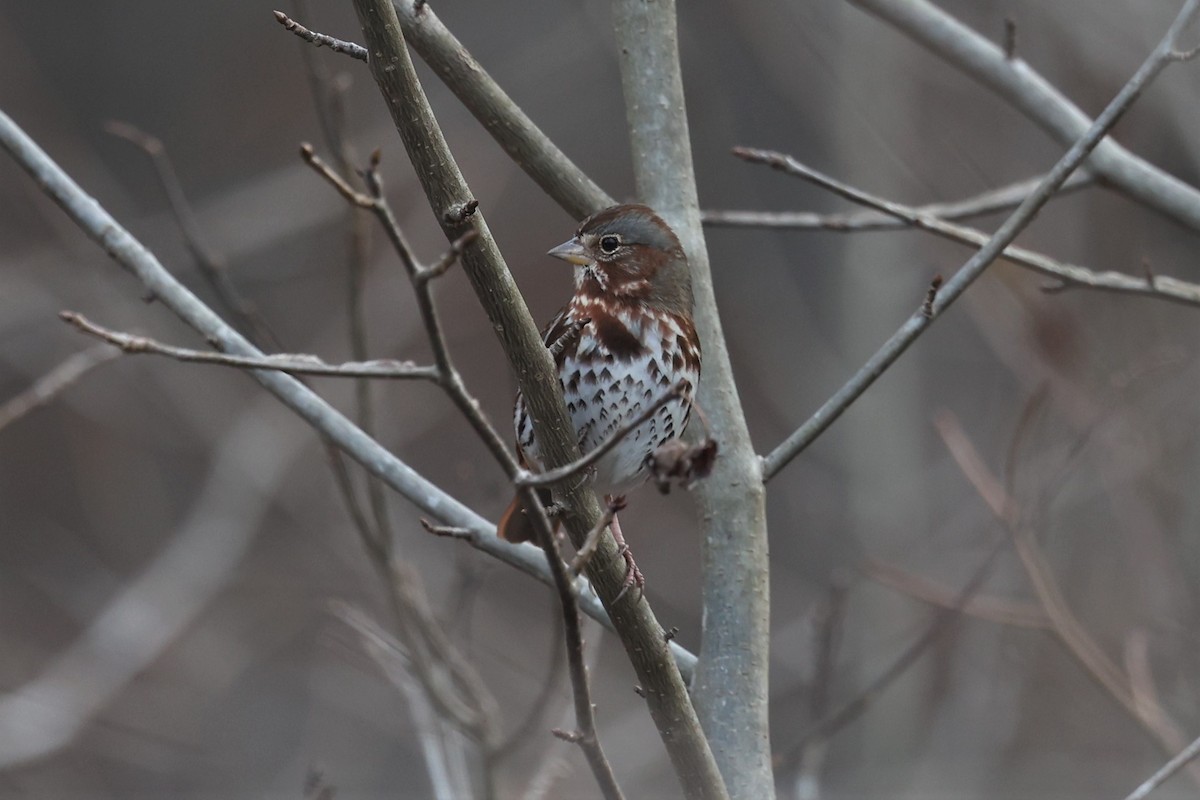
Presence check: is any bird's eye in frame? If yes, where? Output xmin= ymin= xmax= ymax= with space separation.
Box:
xmin=598 ymin=234 xmax=621 ymax=254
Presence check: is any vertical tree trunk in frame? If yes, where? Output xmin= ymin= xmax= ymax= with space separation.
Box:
xmin=611 ymin=2 xmax=773 ymax=797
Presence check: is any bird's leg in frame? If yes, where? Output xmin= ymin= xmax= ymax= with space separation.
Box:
xmin=605 ymin=494 xmax=643 ymax=602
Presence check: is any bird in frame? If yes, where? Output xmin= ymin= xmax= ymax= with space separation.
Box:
xmin=498 ymin=203 xmax=701 ymax=592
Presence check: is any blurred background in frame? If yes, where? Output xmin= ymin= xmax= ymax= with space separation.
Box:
xmin=2 ymin=0 xmax=1200 ymax=797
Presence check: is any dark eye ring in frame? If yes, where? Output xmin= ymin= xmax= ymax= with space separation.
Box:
xmin=598 ymin=234 xmax=621 ymax=254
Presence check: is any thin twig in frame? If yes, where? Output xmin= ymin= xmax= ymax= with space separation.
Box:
xmin=570 ymin=499 xmax=625 ymax=577
xmin=701 ymin=170 xmax=1093 ymax=230
xmin=0 ymin=346 xmax=120 ymax=433
xmin=731 ymin=148 xmax=1200 ymax=309
xmin=106 ymin=120 xmax=387 ymax=583
xmin=273 ymin=10 xmax=367 ymax=60
xmin=849 ymin=0 xmax=1200 ymax=232
xmin=517 ymin=488 xmax=625 ymax=800
xmin=517 ymin=381 xmax=687 ymax=487
xmin=61 ymin=312 xmax=441 ymax=381
xmin=760 ymin=0 xmax=1200 ymax=482
xmin=302 ymin=145 xmax=513 ymax=473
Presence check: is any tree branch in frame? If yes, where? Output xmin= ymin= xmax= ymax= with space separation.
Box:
xmin=849 ymin=0 xmax=1200 ymax=233
xmin=61 ymin=311 xmax=441 ymax=380
xmin=760 ymin=0 xmax=1200 ymax=482
xmin=611 ymin=1 xmax=764 ymax=797
xmin=732 ymin=148 xmax=1200 ymax=308
xmin=1124 ymin=734 xmax=1200 ymax=800
xmin=273 ymin=10 xmax=368 ymax=60
xmin=701 ymin=170 xmax=1093 ymax=231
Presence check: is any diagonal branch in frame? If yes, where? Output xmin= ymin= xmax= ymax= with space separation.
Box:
xmin=1124 ymin=734 xmax=1200 ymax=800
xmin=0 ymin=345 xmax=120 ymax=433
xmin=732 ymin=148 xmax=1200 ymax=308
xmin=848 ymin=0 xmax=1200 ymax=233
xmin=760 ymin=0 xmax=1200 ymax=482
xmin=273 ymin=10 xmax=368 ymax=60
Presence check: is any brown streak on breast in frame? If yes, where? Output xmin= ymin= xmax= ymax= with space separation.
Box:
xmin=592 ymin=311 xmax=647 ymax=360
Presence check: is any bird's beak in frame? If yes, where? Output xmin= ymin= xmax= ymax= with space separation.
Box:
xmin=547 ymin=237 xmax=590 ymax=266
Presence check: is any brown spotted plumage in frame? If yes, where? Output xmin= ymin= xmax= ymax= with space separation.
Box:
xmin=499 ymin=205 xmax=701 ymax=589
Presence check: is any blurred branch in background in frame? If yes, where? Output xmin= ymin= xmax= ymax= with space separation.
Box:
xmin=936 ymin=410 xmax=1200 ymax=788
xmin=0 ymin=346 xmax=119 ymax=433
xmin=0 ymin=396 xmax=308 ymax=768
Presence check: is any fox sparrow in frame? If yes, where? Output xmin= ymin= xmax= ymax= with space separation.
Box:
xmin=499 ymin=204 xmax=701 ymax=589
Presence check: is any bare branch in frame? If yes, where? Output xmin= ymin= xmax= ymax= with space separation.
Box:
xmin=570 ymin=498 xmax=624 ymax=578
xmin=277 ymin=3 xmax=613 ymax=219
xmin=518 ymin=488 xmax=625 ymax=800
xmin=304 ymin=142 xmax=514 ymax=476
xmin=419 ymin=519 xmax=697 ymax=682
xmin=701 ymin=170 xmax=1093 ymax=231
xmin=61 ymin=312 xmax=441 ymax=381
xmin=0 ymin=346 xmax=119 ymax=433
xmin=760 ymin=1 xmax=1200 ymax=482
xmin=732 ymin=148 xmax=1200 ymax=309
xmin=273 ymin=10 xmax=368 ymax=61
xmin=849 ymin=0 xmax=1200 ymax=232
